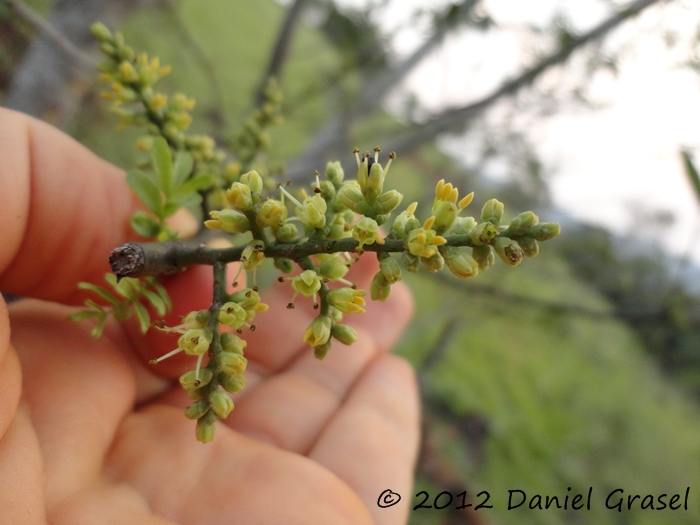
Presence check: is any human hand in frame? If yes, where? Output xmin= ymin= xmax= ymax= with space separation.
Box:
xmin=0 ymin=108 xmax=419 ymax=524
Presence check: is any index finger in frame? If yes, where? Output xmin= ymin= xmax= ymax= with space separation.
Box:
xmin=0 ymin=108 xmax=137 ymax=303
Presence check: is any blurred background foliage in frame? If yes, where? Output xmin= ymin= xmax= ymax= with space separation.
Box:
xmin=2 ymin=0 xmax=700 ymax=523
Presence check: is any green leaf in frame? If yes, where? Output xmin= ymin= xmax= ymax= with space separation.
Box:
xmin=163 ymin=192 xmax=202 ymax=218
xmin=91 ymin=315 xmax=107 ymax=338
xmin=681 ymin=150 xmax=700 ymax=204
xmin=112 ymin=302 xmax=131 ymax=321
xmin=68 ymin=309 xmax=101 ymax=321
xmin=152 ymin=281 xmax=173 ymax=311
xmin=131 ymin=211 xmax=162 ymax=238
xmin=126 ymin=169 xmax=163 ymax=216
xmin=77 ymin=282 xmax=120 ymax=305
xmin=152 ymin=137 xmax=173 ymax=196
xmin=143 ymin=289 xmax=167 ymax=317
xmin=173 ymin=173 xmax=216 ymax=197
xmin=172 ymin=150 xmax=194 ymax=188
xmin=133 ymin=301 xmax=151 ymax=333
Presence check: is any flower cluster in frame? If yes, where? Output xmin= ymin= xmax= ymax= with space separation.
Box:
xmin=149 ymin=288 xmax=267 ymax=443
xmin=81 ymin=26 xmax=561 ymax=443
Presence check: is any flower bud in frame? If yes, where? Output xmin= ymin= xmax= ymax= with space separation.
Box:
xmin=421 ymin=252 xmax=444 ymax=273
xmin=256 ymin=199 xmax=287 ymax=228
xmin=319 ymin=180 xmax=336 ymax=200
xmin=91 ymin=22 xmax=113 ymax=42
xmin=183 ymin=309 xmax=210 ymax=329
xmin=303 ymin=316 xmax=332 ymax=347
xmin=275 ymin=222 xmax=298 ymax=242
xmin=220 ymin=332 xmax=247 ymax=355
xmin=219 ymin=372 xmax=247 ymax=393
xmin=218 ymin=302 xmax=247 ymax=329
xmin=353 ymin=217 xmax=384 ymax=250
xmin=330 ymin=324 xmax=357 ymax=346
xmin=185 ymin=399 xmax=210 ymax=420
xmin=326 ymin=161 xmax=345 ymax=185
xmin=314 ymin=341 xmax=332 ymax=360
xmin=196 ymin=411 xmax=217 ymax=443
xmin=374 ymin=190 xmax=403 ymax=215
xmin=296 ymin=194 xmax=327 ymax=229
xmin=493 ymin=237 xmax=524 ymax=267
xmin=362 ymin=160 xmax=386 ymax=200
xmin=205 ymin=209 xmax=251 ymax=233
xmin=319 ymin=255 xmax=350 ymax=281
xmin=217 ymin=352 xmax=248 ymax=375
xmin=469 ymin=222 xmax=499 ymax=246
xmin=472 ymin=245 xmax=495 ymax=271
xmin=291 ymin=270 xmax=322 ymax=297
xmin=402 ymin=251 xmax=420 ymax=272
xmin=379 ymin=255 xmax=402 ymax=284
xmin=226 ymin=182 xmax=253 ymax=210
xmin=370 ymin=272 xmax=391 ymax=301
xmin=326 ymin=288 xmax=366 ymax=314
xmin=178 ymin=328 xmax=213 ymax=356
xmin=481 ymin=199 xmax=504 ymax=225
xmin=406 ymin=226 xmax=447 ymax=258
xmin=518 ymin=236 xmax=539 ymax=258
xmin=209 ymin=389 xmax=234 ymax=419
xmin=529 ymin=222 xmax=560 ymax=242
xmin=505 ymin=211 xmax=538 ymax=236
xmin=240 ymin=170 xmax=263 ymax=195
xmin=432 ymin=201 xmax=458 ymax=233
xmin=274 ymin=257 xmax=295 ymax=273
xmin=118 ymin=60 xmax=139 ymax=83
xmin=188 ymin=385 xmax=209 ymax=401
xmin=179 ymin=369 xmax=215 ymax=391
xmin=337 ymin=183 xmax=368 ymax=214
xmin=443 ymin=246 xmax=479 ymax=279
xmin=241 ymin=240 xmax=266 ymax=272
xmin=445 ymin=216 xmax=476 ymax=236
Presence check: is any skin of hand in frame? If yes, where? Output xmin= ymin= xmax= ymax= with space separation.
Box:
xmin=0 ymin=108 xmax=419 ymax=525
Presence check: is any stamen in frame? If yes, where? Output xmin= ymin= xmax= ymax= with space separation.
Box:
xmin=353 ymin=147 xmax=361 ymax=167
xmin=194 ymin=353 xmax=205 ymax=381
xmin=232 ymin=264 xmax=245 ymax=287
xmin=149 ymin=347 xmax=183 ymax=364
xmin=279 ymin=184 xmax=303 ymax=208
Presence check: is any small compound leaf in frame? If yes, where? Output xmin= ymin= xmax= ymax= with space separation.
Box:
xmin=152 ymin=281 xmax=173 ymax=311
xmin=112 ymin=302 xmax=130 ymax=321
xmin=133 ymin=301 xmax=151 ymax=333
xmin=172 ymin=150 xmax=194 ymax=188
xmin=77 ymin=282 xmax=120 ymax=305
xmin=152 ymin=137 xmax=173 ymax=195
xmin=143 ymin=289 xmax=167 ymax=317
xmin=91 ymin=315 xmax=107 ymax=338
xmin=131 ymin=211 xmax=161 ymax=238
xmin=68 ymin=309 xmax=101 ymax=321
xmin=164 ymin=192 xmax=202 ymax=218
xmin=173 ymin=173 xmax=216 ymax=197
xmin=126 ymin=168 xmax=163 ymax=216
